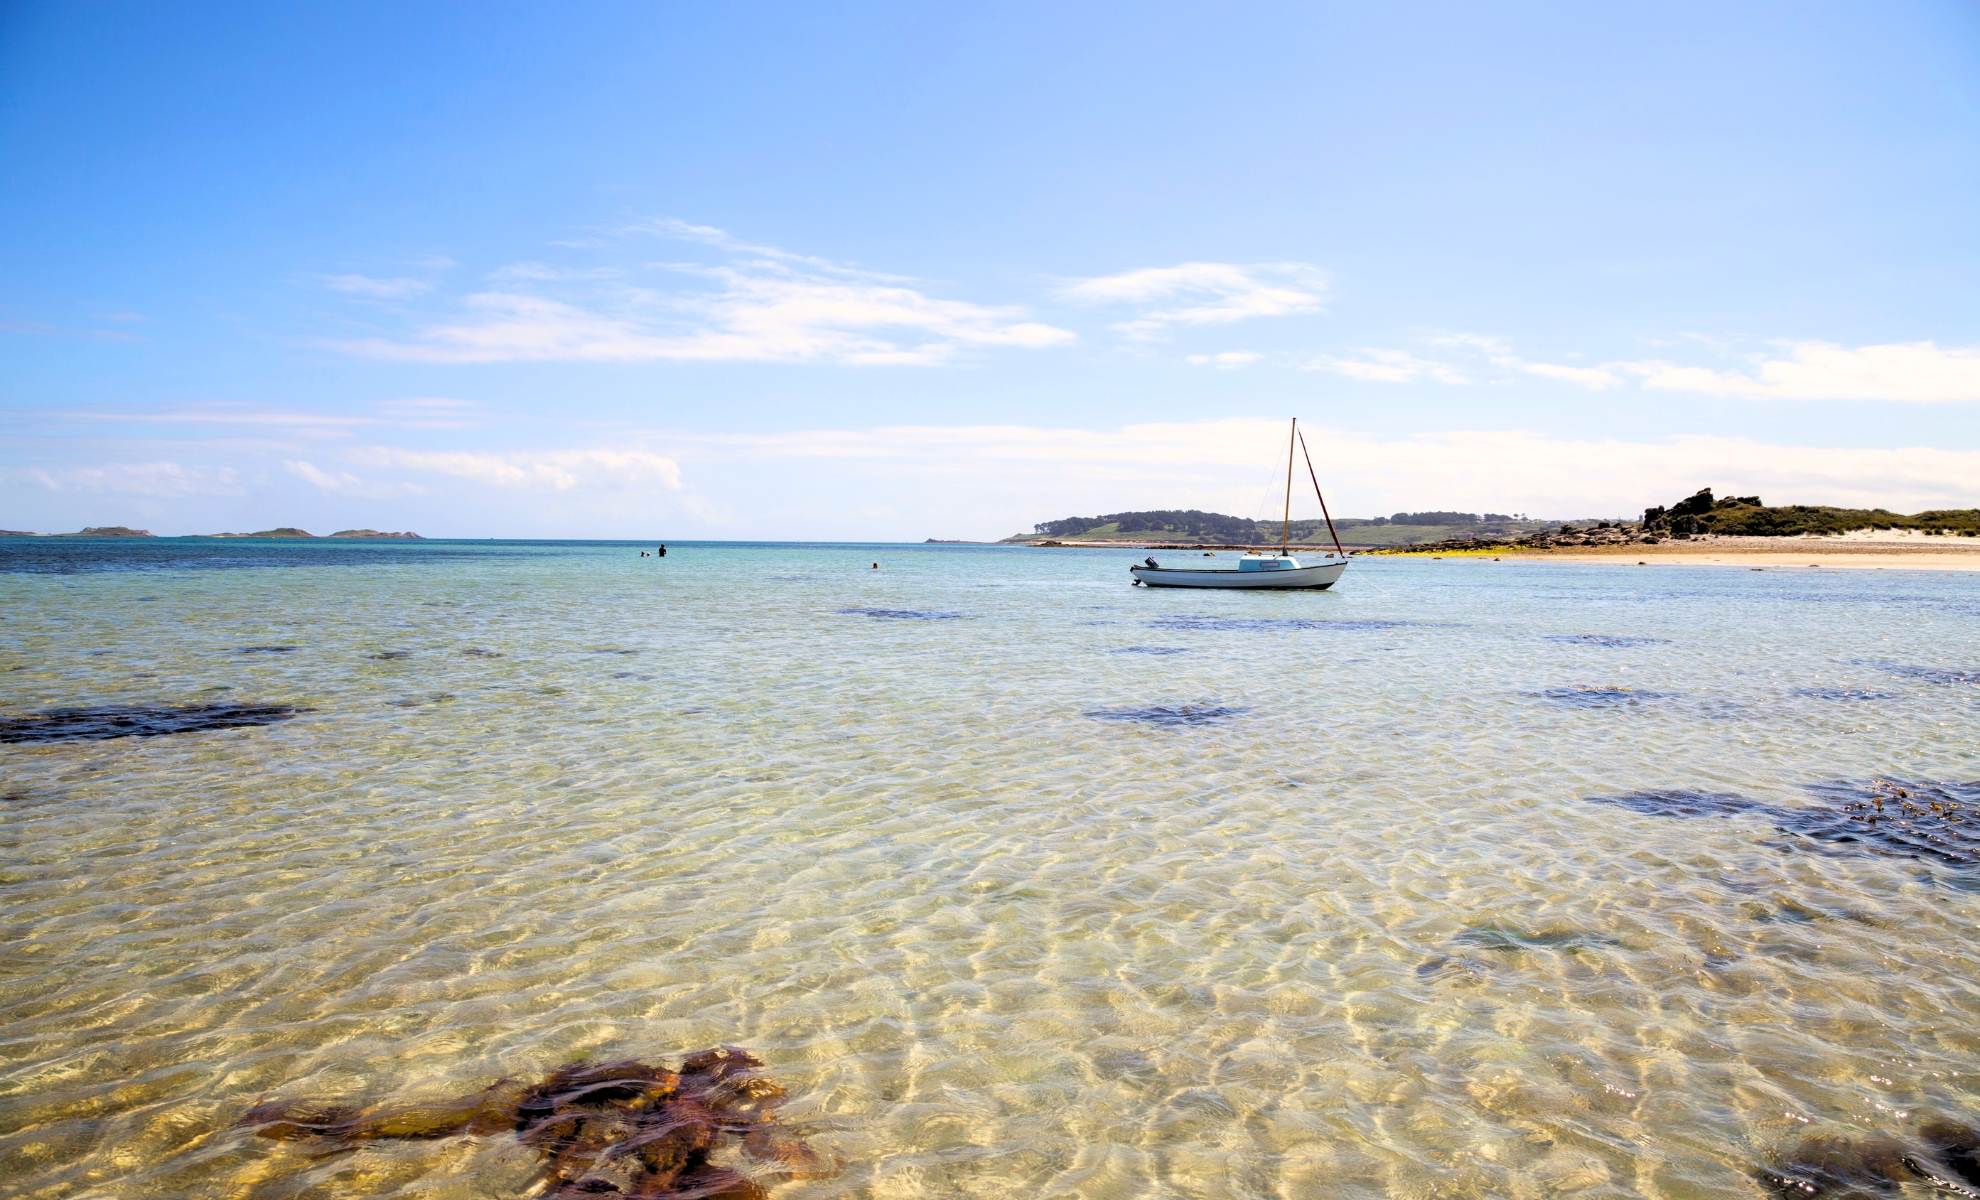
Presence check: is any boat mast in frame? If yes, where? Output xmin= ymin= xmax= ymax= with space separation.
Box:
xmin=1281 ymin=418 xmax=1296 ymax=554
xmin=1297 ymin=429 xmax=1347 ymax=558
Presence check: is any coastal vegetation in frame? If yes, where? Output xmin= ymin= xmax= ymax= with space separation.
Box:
xmin=1641 ymin=489 xmax=1980 ymax=537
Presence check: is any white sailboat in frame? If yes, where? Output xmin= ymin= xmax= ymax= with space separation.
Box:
xmin=1129 ymin=419 xmax=1350 ymax=590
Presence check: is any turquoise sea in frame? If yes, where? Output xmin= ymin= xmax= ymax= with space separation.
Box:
xmin=3 ymin=538 xmax=1977 ymax=1199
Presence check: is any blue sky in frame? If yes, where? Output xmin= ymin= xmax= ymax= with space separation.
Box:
xmin=4 ymin=0 xmax=1977 ymax=538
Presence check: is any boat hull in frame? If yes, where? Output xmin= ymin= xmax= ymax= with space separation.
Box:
xmin=1130 ymin=561 xmax=1347 ymax=589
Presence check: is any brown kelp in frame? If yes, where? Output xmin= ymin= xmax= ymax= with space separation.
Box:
xmin=241 ymin=1046 xmax=833 ymax=1198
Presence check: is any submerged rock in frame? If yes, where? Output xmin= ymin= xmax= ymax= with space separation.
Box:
xmin=1587 ymin=780 xmax=1976 ymax=869
xmin=0 ymin=703 xmax=304 ymax=743
xmin=836 ymin=607 xmax=964 ymax=620
xmin=1760 ymin=1118 xmax=1980 ymax=1197
xmin=241 ymin=1047 xmax=834 ymax=1198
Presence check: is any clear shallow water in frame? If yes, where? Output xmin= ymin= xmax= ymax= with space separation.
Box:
xmin=3 ymin=539 xmax=1977 ymax=1199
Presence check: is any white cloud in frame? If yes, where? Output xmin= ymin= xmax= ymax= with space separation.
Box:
xmin=347 ymin=447 xmax=685 ymax=492
xmin=335 ymin=223 xmax=1071 ymax=366
xmin=1185 ymin=351 xmax=1262 ymax=369
xmin=321 ymin=274 xmax=433 ymax=299
xmin=1630 ymin=341 xmax=1980 ymax=402
xmin=21 ymin=462 xmax=243 ymax=497
xmin=1062 ymin=262 xmax=1326 ymax=338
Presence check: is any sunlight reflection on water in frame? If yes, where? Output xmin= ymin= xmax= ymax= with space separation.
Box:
xmin=2 ymin=540 xmax=1977 ymax=1199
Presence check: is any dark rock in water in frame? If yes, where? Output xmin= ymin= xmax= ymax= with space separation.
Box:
xmin=1918 ymin=1120 xmax=1980 ymax=1189
xmin=0 ymin=703 xmax=304 ymax=743
xmin=1760 ymin=1131 xmax=1912 ymax=1197
xmin=240 ymin=1046 xmax=835 ymax=1198
xmin=1588 ymin=790 xmax=1766 ymax=819
xmin=1085 ymin=704 xmax=1243 ymax=727
xmin=388 ymin=693 xmax=456 ymax=708
xmin=590 ymin=648 xmax=643 ymax=654
xmin=370 ymin=650 xmax=413 ymax=660
xmin=462 ymin=648 xmax=502 ymax=657
xmin=836 ymin=607 xmax=964 ymax=620
xmin=1792 ymin=687 xmax=1900 ymax=701
xmin=1586 ymin=780 xmax=1976 ymax=869
xmin=1111 ymin=646 xmax=1190 ymax=655
xmin=1538 ymin=685 xmax=1657 ymax=708
xmin=238 ymin=645 xmax=298 ymax=653
xmin=1760 ymin=1119 xmax=1980 ymax=1197
xmin=1543 ymin=634 xmax=1671 ymax=647
xmin=1148 ymin=615 xmax=1406 ymax=632
xmin=1851 ymin=659 xmax=1980 ymax=686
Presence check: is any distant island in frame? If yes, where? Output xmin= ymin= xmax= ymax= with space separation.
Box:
xmin=1012 ymin=494 xmax=1980 ymax=551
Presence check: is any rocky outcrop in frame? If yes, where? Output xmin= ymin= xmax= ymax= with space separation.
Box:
xmin=329 ymin=529 xmax=423 ymax=539
xmin=62 ymin=526 xmax=155 ymax=537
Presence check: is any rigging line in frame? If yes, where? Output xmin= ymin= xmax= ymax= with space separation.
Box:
xmin=1282 ymin=418 xmax=1296 ymax=555
xmin=1296 ymin=429 xmax=1347 ymax=559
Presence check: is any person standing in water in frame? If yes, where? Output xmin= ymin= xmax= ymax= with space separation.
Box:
xmin=658 ymin=544 xmax=666 ymax=557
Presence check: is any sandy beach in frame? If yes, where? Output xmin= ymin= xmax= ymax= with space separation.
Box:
xmin=1491 ymin=534 xmax=1980 ymax=571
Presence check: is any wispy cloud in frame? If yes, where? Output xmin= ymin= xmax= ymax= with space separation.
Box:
xmin=21 ymin=462 xmax=243 ymax=497
xmin=1629 ymin=341 xmax=1980 ymax=402
xmin=321 ymin=274 xmax=434 ymax=299
xmin=334 ymin=224 xmax=1073 ymax=366
xmin=1062 ymin=262 xmax=1326 ymax=339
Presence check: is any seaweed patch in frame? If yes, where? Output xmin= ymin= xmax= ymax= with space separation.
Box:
xmin=370 ymin=650 xmax=413 ymax=660
xmin=0 ymin=703 xmax=305 ymax=743
xmin=1543 ymin=635 xmax=1671 ymax=647
xmin=240 ymin=1046 xmax=834 ymax=1199
xmin=1791 ymin=687 xmax=1899 ymax=701
xmin=1147 ymin=615 xmax=1406 ymax=632
xmin=1587 ymin=790 xmax=1763 ymax=819
xmin=1850 ymin=659 xmax=1980 ymax=686
xmin=462 ymin=648 xmax=502 ymax=658
xmin=837 ymin=608 xmax=964 ymax=620
xmin=1085 ymin=704 xmax=1243 ymax=727
xmin=238 ymin=645 xmax=298 ymax=654
xmin=1587 ymin=779 xmax=1976 ymax=868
